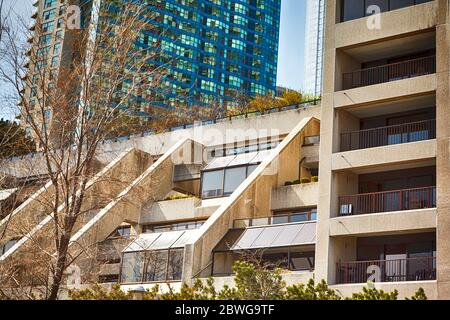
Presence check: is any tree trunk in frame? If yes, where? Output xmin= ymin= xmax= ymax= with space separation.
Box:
xmin=48 ymin=235 xmax=71 ymax=300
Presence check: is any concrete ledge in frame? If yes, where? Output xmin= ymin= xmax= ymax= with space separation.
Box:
xmin=140 ymin=197 xmax=202 ymax=224
xmin=334 ymin=74 xmax=436 ymax=109
xmin=99 ymin=105 xmax=321 ymax=157
xmin=204 ymin=271 xmax=315 ymax=290
xmin=335 ymin=1 xmax=438 ymax=49
xmin=331 ymin=280 xmax=437 ymax=300
xmin=330 ymin=208 xmax=436 ymax=237
xmin=271 ymin=183 xmax=319 ymax=211
xmin=332 ymin=140 xmax=436 ymax=171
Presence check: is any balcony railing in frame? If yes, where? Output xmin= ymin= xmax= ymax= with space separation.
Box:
xmin=233 ymin=211 xmax=317 ymax=229
xmin=339 ymin=186 xmax=436 ymax=216
xmin=340 ymin=119 xmax=436 ymax=152
xmin=336 ymin=256 xmax=436 ymax=284
xmin=342 ymin=55 xmax=436 ymax=90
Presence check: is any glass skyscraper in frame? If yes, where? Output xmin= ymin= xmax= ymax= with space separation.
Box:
xmin=135 ymin=0 xmax=281 ymax=109
xmin=24 ymin=0 xmax=281 ymax=121
xmin=304 ymin=0 xmax=325 ymax=97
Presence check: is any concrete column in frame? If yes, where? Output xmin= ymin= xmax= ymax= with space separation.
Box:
xmin=435 ymin=0 xmax=450 ymax=300
xmin=315 ymin=0 xmax=337 ymax=284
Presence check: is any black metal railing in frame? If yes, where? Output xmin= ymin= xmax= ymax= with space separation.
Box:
xmin=339 ymin=186 xmax=436 ymax=216
xmin=340 ymin=119 xmax=436 ymax=152
xmin=336 ymin=256 xmax=436 ymax=284
xmin=342 ymin=55 xmax=436 ymax=90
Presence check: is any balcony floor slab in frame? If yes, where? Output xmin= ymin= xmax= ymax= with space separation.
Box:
xmin=330 ymin=208 xmax=436 ymax=237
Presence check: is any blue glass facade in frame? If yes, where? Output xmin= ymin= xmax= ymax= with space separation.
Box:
xmin=126 ymin=0 xmax=281 ymax=108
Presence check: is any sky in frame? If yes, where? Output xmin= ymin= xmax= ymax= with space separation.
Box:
xmin=0 ymin=0 xmax=307 ymax=120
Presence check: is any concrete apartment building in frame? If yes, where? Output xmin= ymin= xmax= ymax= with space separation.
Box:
xmin=1 ymin=0 xmax=449 ymax=300
xmin=317 ymin=0 xmax=446 ymax=299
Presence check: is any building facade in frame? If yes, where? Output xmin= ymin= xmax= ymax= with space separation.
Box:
xmin=22 ymin=0 xmax=281 ymax=117
xmin=3 ymin=0 xmax=450 ymax=300
xmin=133 ymin=0 xmax=281 ymax=108
xmin=303 ymin=0 xmax=325 ymax=97
xmin=317 ymin=0 xmax=445 ymax=298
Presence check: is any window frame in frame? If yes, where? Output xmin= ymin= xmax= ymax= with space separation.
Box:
xmin=119 ymin=248 xmax=185 ymax=284
xmin=200 ymin=163 xmax=261 ymax=199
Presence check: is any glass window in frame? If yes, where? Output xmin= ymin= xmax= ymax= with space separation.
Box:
xmin=109 ymin=226 xmax=131 ymax=239
xmin=252 ymin=227 xmax=283 ymax=248
xmin=144 ymin=251 xmax=168 ymax=282
xmin=365 ymin=0 xmax=389 ymax=14
xmin=167 ymin=249 xmax=184 ymax=280
xmin=272 ymin=215 xmax=289 ymax=225
xmin=251 ymin=217 xmax=270 ymax=226
xmin=271 ymin=224 xmax=303 ymax=247
xmin=202 ymin=170 xmax=224 ymax=198
xmin=390 ymin=0 xmax=414 ymax=10
xmin=261 ymin=249 xmax=288 ymax=269
xmin=291 ymin=213 xmax=309 ymax=223
xmin=247 ymin=164 xmax=258 ymax=176
xmin=310 ymin=209 xmax=318 ymax=221
xmin=120 ymin=252 xmax=143 ymax=283
xmin=224 ymin=167 xmax=247 ymax=195
xmin=1 ymin=239 xmax=19 ymax=255
xmin=289 ymin=249 xmax=315 ymax=271
xmin=342 ymin=0 xmax=365 ymax=21
xmin=149 ymin=231 xmax=183 ymax=250
xmin=234 ymin=228 xmax=264 ymax=249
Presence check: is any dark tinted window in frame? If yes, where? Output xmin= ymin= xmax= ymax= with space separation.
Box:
xmin=342 ymin=0 xmax=364 ymax=21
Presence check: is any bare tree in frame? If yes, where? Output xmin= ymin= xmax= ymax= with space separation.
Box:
xmin=0 ymin=0 xmax=4 ymax=43
xmin=0 ymin=1 xmax=173 ymax=300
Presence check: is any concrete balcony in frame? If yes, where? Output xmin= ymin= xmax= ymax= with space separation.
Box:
xmin=340 ymin=119 xmax=436 ymax=152
xmin=173 ymin=164 xmax=202 ymax=182
xmin=330 ymin=208 xmax=436 ymax=237
xmin=332 ymin=139 xmax=436 ymax=172
xmin=140 ymin=197 xmax=202 ymax=224
xmin=271 ymin=183 xmax=319 ymax=211
xmin=336 ymin=256 xmax=436 ymax=284
xmin=331 ymin=281 xmax=437 ymax=299
xmin=335 ymin=0 xmax=438 ymax=49
xmin=334 ymin=74 xmax=436 ymax=109
xmin=211 ymin=271 xmax=315 ymax=289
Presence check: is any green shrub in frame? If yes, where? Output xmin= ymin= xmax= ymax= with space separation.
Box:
xmin=285 ymin=279 xmax=341 ymax=300
xmin=406 ymin=287 xmax=428 ymax=300
xmin=349 ymin=286 xmax=398 ymax=300
xmin=284 ymin=181 xmax=293 ymax=186
xmin=300 ymin=178 xmax=311 ymax=184
xmin=69 ymin=284 xmax=132 ymax=300
xmin=311 ymin=176 xmax=319 ymax=182
xmin=163 ymin=194 xmax=194 ymax=201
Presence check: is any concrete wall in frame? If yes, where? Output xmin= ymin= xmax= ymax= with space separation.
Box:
xmin=0 ymin=148 xmax=152 ymax=262
xmin=140 ymin=197 xmax=203 ymax=224
xmin=331 ymin=281 xmax=438 ymax=300
xmin=334 ymin=74 xmax=436 ymax=108
xmin=332 ymin=140 xmax=436 ymax=171
xmin=183 ymin=117 xmax=320 ymax=283
xmin=97 ymin=106 xmax=321 ymax=158
xmin=270 ymin=183 xmax=318 ymax=211
xmin=330 ymin=209 xmax=437 ymax=237
xmin=435 ymin=0 xmax=450 ymax=299
xmin=68 ymin=139 xmax=204 ymax=281
xmin=334 ymin=1 xmax=438 ymax=49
